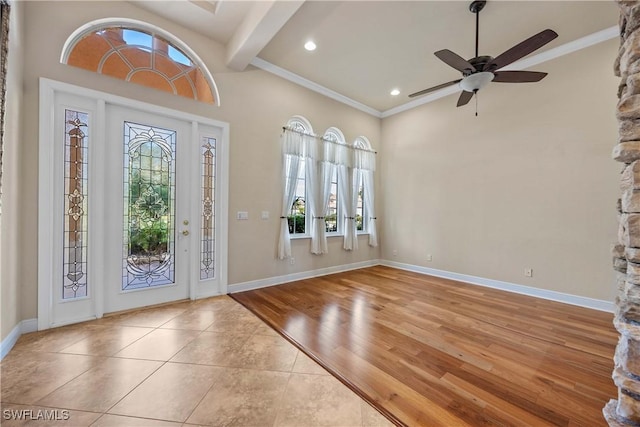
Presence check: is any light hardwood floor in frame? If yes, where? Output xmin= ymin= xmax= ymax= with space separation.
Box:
xmin=232 ymin=266 xmax=617 ymax=426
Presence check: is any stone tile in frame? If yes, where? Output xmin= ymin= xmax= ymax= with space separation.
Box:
xmin=361 ymin=401 xmax=395 ymax=427
xmin=109 ymin=307 xmax=188 ymax=328
xmin=186 ymin=368 xmax=290 ymax=427
xmin=159 ymin=310 xmax=219 ymax=331
xmin=170 ymin=331 xmax=251 ymax=366
xmin=291 ymin=351 xmax=330 ymax=376
xmin=253 ymin=322 xmax=281 ymax=337
xmin=0 ymin=352 xmax=103 ymax=404
xmin=193 ymin=295 xmax=238 ymax=312
xmin=0 ymin=403 xmax=101 ymax=427
xmin=113 ymin=329 xmax=201 ymax=361
xmin=92 ymin=414 xmax=182 ymax=426
xmin=58 ymin=326 xmax=153 ymax=356
xmin=232 ymin=334 xmax=298 ymax=372
xmin=12 ymin=324 xmax=100 ymax=353
xmin=108 ymin=362 xmax=222 ymax=422
xmin=205 ymin=309 xmax=262 ymax=335
xmin=274 ymin=373 xmax=363 ymax=427
xmin=36 ymin=358 xmax=162 ymax=412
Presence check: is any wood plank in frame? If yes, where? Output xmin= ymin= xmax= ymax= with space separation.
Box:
xmin=231 ymin=266 xmax=616 ymax=426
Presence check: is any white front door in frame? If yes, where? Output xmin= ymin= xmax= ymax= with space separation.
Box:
xmin=38 ymin=79 xmax=228 ymax=329
xmin=102 ymin=105 xmax=191 ymax=313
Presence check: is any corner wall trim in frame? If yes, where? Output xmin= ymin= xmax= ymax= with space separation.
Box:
xmin=228 ymin=260 xmax=380 ymax=294
xmin=380 ymin=260 xmax=614 ymax=313
xmin=1 ymin=319 xmax=38 ymax=360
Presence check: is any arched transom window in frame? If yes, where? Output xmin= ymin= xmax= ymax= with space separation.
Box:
xmin=62 ymin=20 xmax=219 ymax=104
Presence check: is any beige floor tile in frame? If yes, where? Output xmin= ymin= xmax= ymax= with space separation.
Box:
xmin=361 ymin=401 xmax=395 ymax=427
xmin=12 ymin=324 xmax=100 ymax=353
xmin=113 ymin=329 xmax=201 ymax=361
xmin=205 ymin=310 xmax=262 ymax=335
xmin=192 ymin=295 xmax=238 ymax=312
xmin=253 ymin=322 xmax=281 ymax=337
xmin=0 ymin=404 xmax=101 ymax=427
xmin=159 ymin=310 xmax=219 ymax=331
xmin=274 ymin=373 xmax=363 ymax=427
xmin=186 ymin=368 xmax=290 ymax=427
xmin=231 ymin=334 xmax=298 ymax=372
xmin=58 ymin=326 xmax=153 ymax=356
xmin=170 ymin=331 xmax=251 ymax=366
xmin=91 ymin=414 xmax=183 ymax=426
xmin=1 ymin=352 xmax=103 ymax=404
xmin=36 ymin=358 xmax=162 ymax=412
xmin=291 ymin=351 xmax=330 ymax=376
xmin=108 ymin=362 xmax=222 ymax=422
xmin=109 ymin=307 xmax=188 ymax=328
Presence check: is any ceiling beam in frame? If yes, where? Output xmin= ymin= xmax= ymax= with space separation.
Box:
xmin=226 ymin=0 xmax=304 ymax=71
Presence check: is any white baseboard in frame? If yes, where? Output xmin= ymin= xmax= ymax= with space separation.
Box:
xmin=381 ymin=260 xmax=615 ymax=313
xmin=1 ymin=318 xmax=38 ymax=360
xmin=228 ymin=260 xmax=380 ymax=293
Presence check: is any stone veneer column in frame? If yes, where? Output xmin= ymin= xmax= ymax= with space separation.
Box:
xmin=606 ymin=2 xmax=640 ymax=425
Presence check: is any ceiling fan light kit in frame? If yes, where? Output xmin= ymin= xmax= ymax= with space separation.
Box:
xmin=409 ymin=0 xmax=558 ymax=113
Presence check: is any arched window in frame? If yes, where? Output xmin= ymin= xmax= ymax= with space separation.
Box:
xmin=354 ymin=136 xmax=377 ymax=247
xmin=286 ymin=116 xmax=312 ymax=236
xmin=61 ymin=19 xmax=219 ymax=104
xmin=322 ymin=127 xmax=345 ymax=234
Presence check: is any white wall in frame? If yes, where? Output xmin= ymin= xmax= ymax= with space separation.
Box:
xmin=380 ymin=39 xmax=620 ymax=301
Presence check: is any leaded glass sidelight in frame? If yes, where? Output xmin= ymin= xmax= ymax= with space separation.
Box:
xmin=63 ymin=110 xmax=89 ymax=299
xmin=123 ymin=122 xmax=176 ymax=290
xmin=200 ymin=137 xmax=215 ymax=279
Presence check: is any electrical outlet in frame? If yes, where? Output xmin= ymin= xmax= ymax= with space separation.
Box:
xmin=525 ymin=268 xmax=533 ymax=277
xmin=392 ymin=250 xmax=398 ymax=257
xmin=427 ymin=254 xmax=433 ymax=262
xmin=289 ymin=257 xmax=295 ymax=265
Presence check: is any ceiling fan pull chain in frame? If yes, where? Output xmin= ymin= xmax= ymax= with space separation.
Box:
xmin=475 ymin=90 xmax=478 ymax=117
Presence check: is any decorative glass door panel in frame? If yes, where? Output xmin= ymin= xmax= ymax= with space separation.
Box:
xmin=63 ymin=110 xmax=89 ymax=299
xmin=200 ymin=136 xmax=215 ymax=280
xmin=123 ymin=122 xmax=176 ymax=290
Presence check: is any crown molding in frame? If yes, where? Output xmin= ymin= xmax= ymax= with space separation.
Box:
xmin=252 ymin=26 xmax=618 ymax=119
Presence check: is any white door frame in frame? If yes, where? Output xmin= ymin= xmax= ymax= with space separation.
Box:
xmin=38 ymin=78 xmax=229 ymax=330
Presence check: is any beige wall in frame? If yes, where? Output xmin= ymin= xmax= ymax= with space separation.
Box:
xmin=2 ymin=0 xmax=620 ymax=336
xmin=1 ymin=0 xmax=24 ymax=341
xmin=380 ymin=39 xmax=620 ymax=301
xmin=17 ymin=1 xmax=381 ymax=321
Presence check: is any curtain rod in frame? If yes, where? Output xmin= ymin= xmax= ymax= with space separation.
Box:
xmin=282 ymin=126 xmax=377 ymax=154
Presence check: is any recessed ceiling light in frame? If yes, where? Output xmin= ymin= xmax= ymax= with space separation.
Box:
xmin=390 ymin=89 xmax=400 ymax=96
xmin=304 ymin=41 xmax=317 ymax=51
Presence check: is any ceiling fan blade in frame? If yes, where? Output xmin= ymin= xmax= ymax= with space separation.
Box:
xmin=457 ymin=90 xmax=474 ymax=107
xmin=485 ymin=29 xmax=558 ymax=71
xmin=434 ymin=49 xmax=476 ymax=73
xmin=408 ymin=79 xmax=462 ymax=98
xmin=492 ymin=71 xmax=548 ymax=83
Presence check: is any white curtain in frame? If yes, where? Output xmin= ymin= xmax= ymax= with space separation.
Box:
xmin=362 ymin=169 xmax=377 ymax=247
xmin=277 ymin=131 xmax=304 ymax=259
xmin=338 ymin=164 xmax=356 ymax=250
xmin=306 ymin=138 xmax=337 ymax=254
xmin=279 ymin=127 xmax=377 ymax=256
xmin=354 ymin=146 xmax=377 ymax=247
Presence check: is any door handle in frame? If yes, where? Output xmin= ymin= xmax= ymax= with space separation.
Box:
xmin=181 ymin=230 xmax=190 ymax=236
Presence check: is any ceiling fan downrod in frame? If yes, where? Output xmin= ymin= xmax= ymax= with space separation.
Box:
xmin=469 ymin=0 xmax=486 ymax=58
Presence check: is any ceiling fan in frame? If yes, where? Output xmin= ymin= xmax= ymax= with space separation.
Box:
xmin=408 ymin=0 xmax=558 ymax=112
